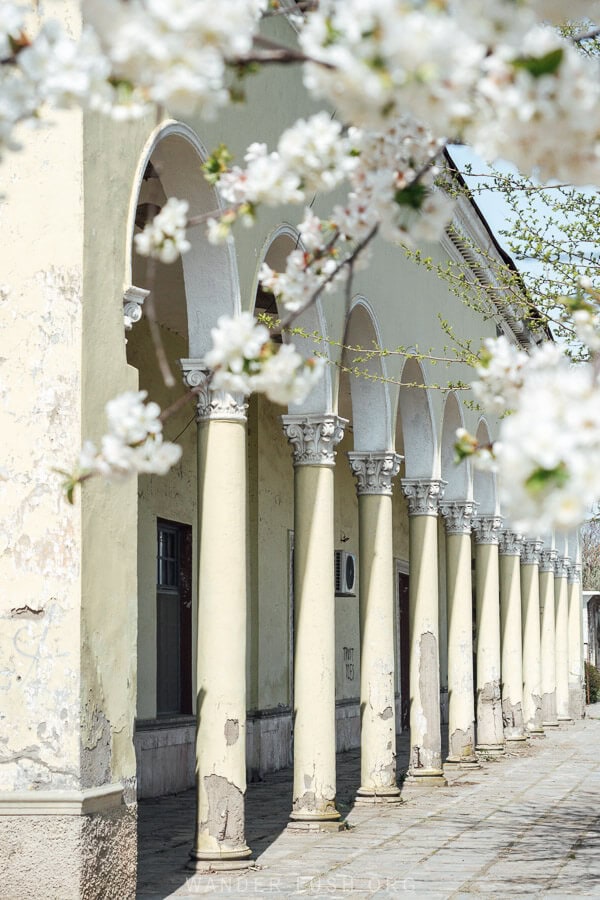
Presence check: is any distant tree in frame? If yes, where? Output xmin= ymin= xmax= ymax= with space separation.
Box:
xmin=581 ymin=521 xmax=600 ymax=590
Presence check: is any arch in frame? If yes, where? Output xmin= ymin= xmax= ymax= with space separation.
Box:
xmin=338 ymin=297 xmax=392 ymax=451
xmin=396 ymin=358 xmax=437 ymax=479
xmin=473 ymin=418 xmax=497 ymax=515
xmin=127 ymin=120 xmax=241 ymax=357
xmin=440 ymin=392 xmax=470 ymax=501
xmin=252 ymin=223 xmax=334 ymax=414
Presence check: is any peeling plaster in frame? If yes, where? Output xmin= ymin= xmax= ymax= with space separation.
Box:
xmin=224 ymin=718 xmax=239 ymax=746
xmin=202 ymin=774 xmax=245 ymax=845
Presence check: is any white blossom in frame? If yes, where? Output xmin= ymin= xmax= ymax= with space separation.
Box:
xmin=134 ymin=197 xmax=191 ymax=264
xmin=77 ymin=391 xmax=182 ymax=484
xmin=0 ymin=3 xmax=26 ymax=59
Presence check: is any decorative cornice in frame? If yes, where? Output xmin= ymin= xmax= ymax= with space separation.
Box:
xmin=179 ymin=360 xmax=247 ymax=422
xmin=439 ymin=500 xmax=478 ymax=535
xmin=521 ymin=539 xmax=543 ymax=566
xmin=347 ymin=452 xmax=402 ymax=496
xmin=281 ymin=414 xmax=347 ymax=467
xmin=568 ymin=563 xmax=582 ymax=584
xmin=498 ymin=531 xmax=523 ymax=556
xmin=554 ymin=556 xmax=571 ymax=579
xmin=539 ymin=548 xmax=558 ymax=573
xmin=473 ymin=515 xmax=503 ymax=545
xmin=401 ymin=478 xmax=445 ymax=517
xmin=123 ymin=285 xmax=149 ymax=330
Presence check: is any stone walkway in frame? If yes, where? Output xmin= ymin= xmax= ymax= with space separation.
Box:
xmin=137 ymin=711 xmax=600 ymax=899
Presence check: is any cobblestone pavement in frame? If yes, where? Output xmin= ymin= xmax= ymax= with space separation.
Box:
xmin=137 ymin=711 xmax=600 ymax=899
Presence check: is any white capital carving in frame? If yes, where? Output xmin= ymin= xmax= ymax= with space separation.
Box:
xmin=439 ymin=500 xmax=478 ymax=534
xmin=347 ymin=452 xmax=402 ymax=496
xmin=401 ymin=479 xmax=445 ymax=516
xmin=539 ymin=548 xmax=558 ymax=573
xmin=521 ymin=539 xmax=543 ymax=565
xmin=282 ymin=414 xmax=346 ymax=466
xmin=180 ymin=359 xmax=247 ymax=422
xmin=498 ymin=531 xmax=523 ymax=556
xmin=473 ymin=515 xmax=503 ymax=545
xmin=554 ymin=556 xmax=571 ymax=578
xmin=123 ymin=285 xmax=149 ymax=330
xmin=568 ymin=563 xmax=582 ymax=584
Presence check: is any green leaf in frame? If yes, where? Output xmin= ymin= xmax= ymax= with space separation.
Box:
xmin=525 ymin=463 xmax=569 ymax=496
xmin=394 ymin=182 xmax=428 ymax=211
xmin=512 ymin=47 xmax=563 ymax=79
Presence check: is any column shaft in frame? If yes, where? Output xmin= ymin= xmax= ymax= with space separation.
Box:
xmin=568 ymin=565 xmax=584 ymax=719
xmin=499 ymin=533 xmax=526 ymax=742
xmin=193 ymin=414 xmax=250 ymax=867
xmin=350 ymin=453 xmax=401 ymax=802
xmin=446 ymin=529 xmax=477 ymax=763
xmin=539 ymin=550 xmax=558 ymax=728
xmin=521 ymin=542 xmax=544 ymax=735
xmin=402 ymin=479 xmax=445 ymax=784
xmin=474 ymin=519 xmax=504 ymax=753
xmin=555 ymin=558 xmax=571 ymax=722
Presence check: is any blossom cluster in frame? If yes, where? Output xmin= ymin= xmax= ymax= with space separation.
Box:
xmin=71 ymin=391 xmax=182 ymax=495
xmin=134 ymin=198 xmax=191 ymax=264
xmin=469 ymin=335 xmax=600 ymax=533
xmin=204 ymin=312 xmax=325 ymax=406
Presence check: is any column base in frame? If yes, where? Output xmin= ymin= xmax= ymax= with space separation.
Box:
xmin=526 ymin=728 xmax=546 ymax=738
xmin=355 ymin=786 xmax=402 ymax=805
xmin=476 ymin=744 xmax=505 ymax=757
xmin=542 ymin=720 xmax=560 ymax=729
xmin=445 ymin=756 xmax=481 ymax=769
xmin=287 ymin=819 xmax=347 ymax=833
xmin=405 ymin=768 xmax=447 ymax=786
xmin=187 ymin=848 xmax=253 ymax=873
xmin=557 ymin=716 xmax=573 ymax=726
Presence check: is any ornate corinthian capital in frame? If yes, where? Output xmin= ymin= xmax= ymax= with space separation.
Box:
xmin=347 ymin=452 xmax=402 ymax=496
xmin=401 ymin=478 xmax=445 ymax=516
xmin=568 ymin=563 xmax=582 ymax=584
xmin=554 ymin=556 xmax=571 ymax=578
xmin=521 ymin=539 xmax=543 ymax=565
xmin=439 ymin=500 xmax=478 ymax=535
xmin=473 ymin=515 xmax=503 ymax=545
xmin=179 ymin=360 xmax=247 ymax=422
xmin=498 ymin=531 xmax=523 ymax=556
xmin=539 ymin=548 xmax=558 ymax=573
xmin=281 ymin=414 xmax=346 ymax=466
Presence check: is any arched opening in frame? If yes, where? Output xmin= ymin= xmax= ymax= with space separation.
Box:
xmin=473 ymin=419 xmax=497 ymax=516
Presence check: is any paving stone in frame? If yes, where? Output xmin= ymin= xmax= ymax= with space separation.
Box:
xmin=137 ymin=713 xmax=600 ymax=898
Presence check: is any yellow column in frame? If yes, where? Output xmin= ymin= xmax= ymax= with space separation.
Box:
xmin=499 ymin=532 xmax=527 ymax=744
xmin=349 ymin=452 xmax=402 ymax=803
xmin=568 ymin=563 xmax=584 ymax=719
xmin=521 ymin=540 xmax=544 ymax=735
xmin=440 ymin=501 xmax=479 ymax=767
xmin=282 ymin=414 xmax=346 ymax=827
xmin=401 ymin=479 xmax=446 ymax=785
xmin=539 ymin=547 xmax=559 ymax=728
xmin=181 ymin=364 xmax=251 ymax=871
xmin=473 ymin=517 xmax=504 ymax=755
xmin=555 ymin=556 xmax=572 ymax=723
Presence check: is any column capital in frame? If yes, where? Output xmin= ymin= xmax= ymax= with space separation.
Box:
xmin=568 ymin=563 xmax=582 ymax=584
xmin=439 ymin=500 xmax=478 ymax=534
xmin=281 ymin=414 xmax=347 ymax=467
xmin=473 ymin=515 xmax=503 ymax=545
xmin=539 ymin=548 xmax=558 ymax=573
xmin=554 ymin=556 xmax=571 ymax=578
xmin=401 ymin=478 xmax=445 ymax=516
xmin=521 ymin=539 xmax=543 ymax=566
xmin=498 ymin=530 xmax=523 ymax=556
xmin=347 ymin=451 xmax=402 ymax=496
xmin=123 ymin=284 xmax=149 ymax=331
xmin=180 ymin=360 xmax=247 ymax=422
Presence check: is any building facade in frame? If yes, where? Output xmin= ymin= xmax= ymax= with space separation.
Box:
xmin=0 ymin=5 xmax=586 ymax=897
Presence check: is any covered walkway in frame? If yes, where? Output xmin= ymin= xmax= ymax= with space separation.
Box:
xmin=138 ymin=713 xmax=600 ymax=898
